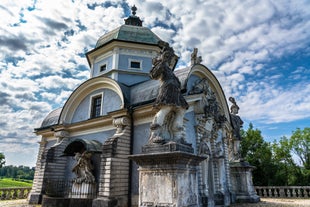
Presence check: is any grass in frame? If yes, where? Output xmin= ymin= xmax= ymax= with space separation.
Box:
xmin=0 ymin=178 xmax=32 ymax=188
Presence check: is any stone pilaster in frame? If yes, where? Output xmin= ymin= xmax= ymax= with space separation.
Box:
xmin=28 ymin=139 xmax=47 ymax=204
xmin=44 ymin=130 xmax=69 ymax=180
xmin=223 ymin=134 xmax=232 ymax=205
xmin=93 ymin=116 xmax=131 ymax=207
xmin=28 ymin=130 xmax=69 ymax=205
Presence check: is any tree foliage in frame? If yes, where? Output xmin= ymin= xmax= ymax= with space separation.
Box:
xmin=290 ymin=128 xmax=310 ymax=170
xmin=241 ymin=125 xmax=310 ymax=186
xmin=0 ymin=165 xmax=35 ymax=180
xmin=240 ymin=123 xmax=274 ymax=185
xmin=0 ymin=153 xmax=5 ymax=168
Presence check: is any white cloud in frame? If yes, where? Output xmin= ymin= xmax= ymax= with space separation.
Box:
xmin=1 ymin=0 xmax=310 ymax=166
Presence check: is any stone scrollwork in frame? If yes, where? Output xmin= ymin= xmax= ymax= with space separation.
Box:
xmin=113 ymin=116 xmax=130 ymax=134
xmin=53 ymin=130 xmax=69 ymax=146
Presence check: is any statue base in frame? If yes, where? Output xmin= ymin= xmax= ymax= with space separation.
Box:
xmin=130 ymin=143 xmax=204 ymax=207
xmin=230 ymin=161 xmax=260 ymax=203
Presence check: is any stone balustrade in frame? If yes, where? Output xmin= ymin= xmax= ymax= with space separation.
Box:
xmin=0 ymin=187 xmax=31 ymax=200
xmin=255 ymin=186 xmax=310 ymax=198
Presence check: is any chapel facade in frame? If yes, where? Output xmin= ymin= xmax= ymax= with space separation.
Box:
xmin=29 ymin=6 xmax=259 ymax=207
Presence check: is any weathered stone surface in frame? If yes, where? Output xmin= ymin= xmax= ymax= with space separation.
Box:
xmin=230 ymin=161 xmax=260 ymax=203
xmin=130 ymin=151 xmax=205 ymax=207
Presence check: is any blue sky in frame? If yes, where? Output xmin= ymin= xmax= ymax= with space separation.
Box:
xmin=0 ymin=0 xmax=309 ymax=167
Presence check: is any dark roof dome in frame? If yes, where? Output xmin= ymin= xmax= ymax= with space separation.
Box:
xmin=95 ymin=5 xmax=162 ymax=48
xmin=41 ymin=108 xmax=62 ymax=128
xmin=96 ymin=25 xmax=162 ymax=48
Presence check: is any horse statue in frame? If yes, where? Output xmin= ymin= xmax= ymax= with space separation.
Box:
xmin=149 ymin=41 xmax=189 ymax=144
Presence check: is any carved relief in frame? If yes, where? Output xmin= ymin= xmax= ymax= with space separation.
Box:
xmin=192 ymin=78 xmax=230 ymax=201
xmin=189 ymin=78 xmax=226 ymax=127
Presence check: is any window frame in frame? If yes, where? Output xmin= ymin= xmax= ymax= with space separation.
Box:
xmin=99 ymin=62 xmax=107 ymax=73
xmin=89 ymin=93 xmax=104 ymax=119
xmin=128 ymin=59 xmax=142 ymax=70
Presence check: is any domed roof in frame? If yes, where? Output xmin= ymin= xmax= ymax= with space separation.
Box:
xmin=95 ymin=5 xmax=161 ymax=48
xmin=41 ymin=108 xmax=62 ymax=128
xmin=95 ymin=24 xmax=162 ymax=48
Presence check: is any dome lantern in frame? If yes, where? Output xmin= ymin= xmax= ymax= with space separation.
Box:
xmin=124 ymin=5 xmax=143 ymax=26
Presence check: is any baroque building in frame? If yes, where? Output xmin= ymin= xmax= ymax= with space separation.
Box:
xmin=29 ymin=6 xmax=259 ymax=207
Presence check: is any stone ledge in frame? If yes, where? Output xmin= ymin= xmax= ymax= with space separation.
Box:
xmin=141 ymin=141 xmax=194 ymax=154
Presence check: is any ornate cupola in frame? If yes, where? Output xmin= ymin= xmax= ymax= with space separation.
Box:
xmin=124 ymin=5 xmax=143 ymax=26
xmin=86 ymin=6 xmax=162 ymax=86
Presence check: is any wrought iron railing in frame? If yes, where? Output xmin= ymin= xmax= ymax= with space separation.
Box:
xmin=255 ymin=186 xmax=310 ymax=198
xmin=0 ymin=187 xmax=31 ymax=200
xmin=43 ymin=179 xmax=97 ymax=199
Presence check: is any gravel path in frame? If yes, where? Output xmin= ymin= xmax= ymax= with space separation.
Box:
xmin=0 ymin=198 xmax=309 ymax=207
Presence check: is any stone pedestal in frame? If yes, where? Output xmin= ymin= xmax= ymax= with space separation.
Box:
xmin=130 ymin=142 xmax=204 ymax=207
xmin=230 ymin=161 xmax=260 ymax=203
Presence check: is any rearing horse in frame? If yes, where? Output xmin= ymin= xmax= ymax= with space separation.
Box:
xmin=149 ymin=41 xmax=188 ymax=143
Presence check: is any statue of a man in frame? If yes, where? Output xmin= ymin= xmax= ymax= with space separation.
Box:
xmin=149 ymin=41 xmax=189 ymax=143
xmin=229 ymin=97 xmax=244 ymax=160
xmin=191 ymin=48 xmax=202 ymax=65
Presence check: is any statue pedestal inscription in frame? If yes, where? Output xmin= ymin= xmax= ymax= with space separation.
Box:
xmin=230 ymin=161 xmax=260 ymax=203
xmin=130 ymin=142 xmax=204 ymax=207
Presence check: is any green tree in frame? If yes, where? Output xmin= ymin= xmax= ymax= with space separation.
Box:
xmin=272 ymin=136 xmax=300 ymax=185
xmin=241 ymin=125 xmax=310 ymax=186
xmin=290 ymin=127 xmax=310 ymax=185
xmin=290 ymin=128 xmax=310 ymax=170
xmin=0 ymin=153 xmax=5 ymax=168
xmin=240 ymin=123 xmax=274 ymax=186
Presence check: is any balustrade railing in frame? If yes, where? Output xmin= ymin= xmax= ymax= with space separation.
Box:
xmin=0 ymin=187 xmax=31 ymax=200
xmin=255 ymin=186 xmax=310 ymax=198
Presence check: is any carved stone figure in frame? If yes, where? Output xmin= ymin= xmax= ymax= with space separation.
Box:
xmin=214 ymin=141 xmax=224 ymax=158
xmin=199 ymin=132 xmax=212 ymax=196
xmin=191 ymin=48 xmax=202 ymax=65
xmin=199 ymin=139 xmax=211 ymax=157
xmin=72 ymin=151 xmax=95 ymax=183
xmin=149 ymin=41 xmax=189 ymax=144
xmin=229 ymin=97 xmax=243 ymax=140
xmin=229 ymin=97 xmax=244 ymax=160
